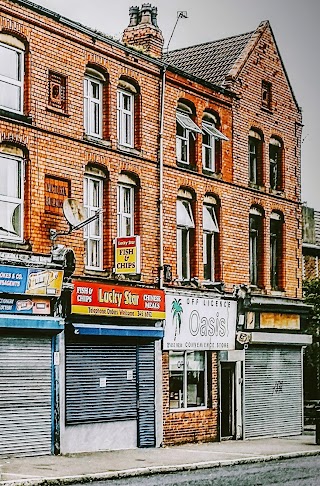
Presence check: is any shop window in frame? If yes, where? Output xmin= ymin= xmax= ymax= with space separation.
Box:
xmin=84 ymin=168 xmax=104 ymax=269
xmin=248 ymin=129 xmax=263 ymax=186
xmin=269 ymin=137 xmax=283 ymax=190
xmin=169 ymin=351 xmax=207 ymax=410
xmin=177 ymin=191 xmax=194 ymax=280
xmin=0 ymin=35 xmax=25 ymax=113
xmin=262 ymin=80 xmax=272 ymax=110
xmin=0 ymin=146 xmax=24 ymax=242
xmin=48 ymin=71 xmax=67 ymax=113
xmin=84 ymin=68 xmax=106 ymax=138
xmin=202 ymin=113 xmax=228 ymax=173
xmin=117 ymin=173 xmax=137 ymax=237
xmin=249 ymin=206 xmax=264 ymax=286
xmin=203 ymin=198 xmax=219 ymax=281
xmin=270 ymin=211 xmax=284 ymax=290
xmin=176 ymin=102 xmax=201 ymax=166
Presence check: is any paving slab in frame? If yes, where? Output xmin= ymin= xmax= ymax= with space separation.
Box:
xmin=1 ymin=433 xmax=320 ymax=485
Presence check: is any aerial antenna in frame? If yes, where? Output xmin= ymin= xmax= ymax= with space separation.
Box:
xmin=49 ymin=198 xmax=103 ymax=242
xmin=165 ymin=11 xmax=188 ymax=54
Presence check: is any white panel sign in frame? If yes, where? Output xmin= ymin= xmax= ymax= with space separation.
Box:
xmin=163 ymin=295 xmax=237 ymax=351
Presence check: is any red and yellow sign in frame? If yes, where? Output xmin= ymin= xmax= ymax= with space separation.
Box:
xmin=71 ymin=281 xmax=165 ymax=319
xmin=115 ymin=236 xmax=140 ymax=274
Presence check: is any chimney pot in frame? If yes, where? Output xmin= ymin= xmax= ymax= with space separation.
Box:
xmin=140 ymin=3 xmax=152 ymax=24
xmin=128 ymin=6 xmax=140 ymax=27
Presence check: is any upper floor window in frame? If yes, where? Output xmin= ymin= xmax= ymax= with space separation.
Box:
xmin=262 ymin=80 xmax=272 ymax=110
xmin=0 ymin=35 xmax=25 ymax=114
xmin=202 ymin=113 xmax=228 ymax=173
xmin=84 ymin=168 xmax=104 ymax=269
xmin=203 ymin=197 xmax=219 ymax=282
xmin=270 ymin=211 xmax=284 ymax=290
xmin=269 ymin=137 xmax=283 ymax=191
xmin=248 ymin=129 xmax=263 ymax=186
xmin=0 ymin=146 xmax=24 ymax=242
xmin=117 ymin=79 xmax=138 ymax=148
xmin=249 ymin=206 xmax=264 ymax=286
xmin=177 ymin=190 xmax=195 ymax=280
xmin=84 ymin=68 xmax=106 ymax=138
xmin=117 ymin=174 xmax=137 ymax=237
xmin=176 ymin=102 xmax=201 ymax=166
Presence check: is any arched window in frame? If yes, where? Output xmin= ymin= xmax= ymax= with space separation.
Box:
xmin=202 ymin=112 xmax=228 ymax=173
xmin=117 ymin=173 xmax=138 ymax=237
xmin=176 ymin=101 xmax=201 ymax=166
xmin=117 ymin=78 xmax=138 ymax=148
xmin=203 ymin=195 xmax=220 ymax=281
xmin=249 ymin=206 xmax=264 ymax=286
xmin=248 ymin=129 xmax=263 ymax=186
xmin=0 ymin=34 xmax=25 ymax=114
xmin=176 ymin=188 xmax=195 ymax=280
xmin=269 ymin=137 xmax=283 ymax=190
xmin=84 ymin=165 xmax=106 ymax=269
xmin=0 ymin=144 xmax=25 ymax=242
xmin=84 ymin=67 xmax=106 ymax=138
xmin=270 ymin=211 xmax=284 ymax=289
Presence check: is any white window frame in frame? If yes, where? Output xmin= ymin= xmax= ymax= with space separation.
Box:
xmin=169 ymin=351 xmax=208 ymax=411
xmin=117 ymin=183 xmax=134 ymax=237
xmin=117 ymin=89 xmax=134 ymax=147
xmin=84 ymin=75 xmax=103 ymax=138
xmin=0 ymin=152 xmax=24 ymax=242
xmin=203 ymin=204 xmax=219 ymax=281
xmin=177 ymin=199 xmax=194 ymax=280
xmin=202 ymin=121 xmax=228 ymax=172
xmin=176 ymin=111 xmax=201 ymax=165
xmin=83 ymin=174 xmax=103 ymax=269
xmin=0 ymin=41 xmax=24 ymax=114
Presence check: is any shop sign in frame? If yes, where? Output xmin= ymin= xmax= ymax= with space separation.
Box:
xmin=0 ymin=296 xmax=50 ymax=314
xmin=45 ymin=175 xmax=70 ymax=215
xmin=71 ymin=280 xmax=165 ymax=319
xmin=163 ymin=294 xmax=237 ymax=351
xmin=114 ymin=236 xmax=141 ymax=274
xmin=0 ymin=265 xmax=63 ymax=297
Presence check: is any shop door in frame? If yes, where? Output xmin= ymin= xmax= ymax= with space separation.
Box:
xmin=0 ymin=335 xmax=52 ymax=458
xmin=244 ymin=346 xmax=303 ymax=438
xmin=220 ymin=363 xmax=235 ymax=439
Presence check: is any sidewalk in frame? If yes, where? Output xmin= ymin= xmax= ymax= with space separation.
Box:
xmin=1 ymin=432 xmax=320 ymax=485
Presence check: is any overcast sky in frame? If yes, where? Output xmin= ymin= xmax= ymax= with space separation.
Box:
xmin=31 ymin=0 xmax=320 ymax=211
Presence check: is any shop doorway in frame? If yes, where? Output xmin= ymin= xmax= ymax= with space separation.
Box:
xmin=220 ymin=362 xmax=235 ymax=439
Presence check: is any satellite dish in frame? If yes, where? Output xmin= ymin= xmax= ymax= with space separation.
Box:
xmin=63 ymin=199 xmax=86 ymax=227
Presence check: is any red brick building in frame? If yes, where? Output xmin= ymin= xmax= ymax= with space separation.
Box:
xmin=0 ymin=0 xmax=311 ymax=457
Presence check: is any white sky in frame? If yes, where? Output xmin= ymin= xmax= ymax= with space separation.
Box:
xmin=29 ymin=0 xmax=320 ymax=211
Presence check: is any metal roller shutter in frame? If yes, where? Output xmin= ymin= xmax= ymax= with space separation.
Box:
xmin=0 ymin=336 xmax=52 ymax=458
xmin=244 ymin=346 xmax=303 ymax=439
xmin=137 ymin=342 xmax=155 ymax=447
xmin=65 ymin=340 xmax=137 ymax=424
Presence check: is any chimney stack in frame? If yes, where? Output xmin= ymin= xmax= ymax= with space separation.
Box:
xmin=122 ymin=4 xmax=164 ymax=58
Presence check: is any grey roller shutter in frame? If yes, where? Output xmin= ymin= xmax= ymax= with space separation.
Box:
xmin=244 ymin=346 xmax=303 ymax=439
xmin=0 ymin=336 xmax=52 ymax=458
xmin=65 ymin=341 xmax=137 ymax=424
xmin=137 ymin=342 xmax=155 ymax=447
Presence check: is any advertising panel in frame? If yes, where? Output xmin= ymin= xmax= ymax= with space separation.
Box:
xmin=163 ymin=294 xmax=237 ymax=351
xmin=71 ymin=280 xmax=165 ymax=319
xmin=0 ymin=296 xmax=50 ymax=314
xmin=0 ymin=265 xmax=64 ymax=297
xmin=114 ymin=236 xmax=140 ymax=274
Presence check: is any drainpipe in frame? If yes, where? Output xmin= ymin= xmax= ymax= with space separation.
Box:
xmin=159 ymin=64 xmax=166 ymax=289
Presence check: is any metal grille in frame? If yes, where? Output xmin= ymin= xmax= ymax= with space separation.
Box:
xmin=0 ymin=336 xmax=52 ymax=457
xmin=65 ymin=341 xmax=137 ymax=424
xmin=244 ymin=346 xmax=303 ymax=438
xmin=137 ymin=342 xmax=155 ymax=447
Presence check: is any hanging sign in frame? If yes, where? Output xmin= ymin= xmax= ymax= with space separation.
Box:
xmin=0 ymin=265 xmax=63 ymax=297
xmin=71 ymin=280 xmax=165 ymax=319
xmin=163 ymin=294 xmax=237 ymax=351
xmin=114 ymin=236 xmax=141 ymax=274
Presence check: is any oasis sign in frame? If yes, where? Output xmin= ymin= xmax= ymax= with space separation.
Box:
xmin=71 ymin=281 xmax=165 ymax=320
xmin=163 ymin=294 xmax=237 ymax=351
